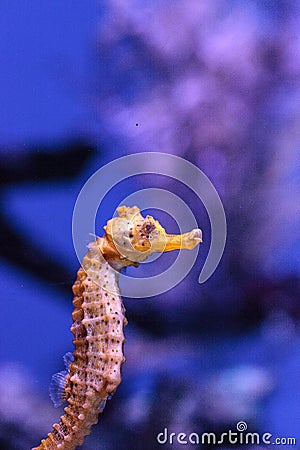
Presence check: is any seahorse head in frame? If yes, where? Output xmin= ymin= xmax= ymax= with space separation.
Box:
xmin=102 ymin=205 xmax=202 ymax=266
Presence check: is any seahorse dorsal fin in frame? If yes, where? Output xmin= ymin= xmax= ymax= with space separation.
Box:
xmin=63 ymin=351 xmax=74 ymax=370
xmin=49 ymin=352 xmax=74 ymax=407
xmin=49 ymin=370 xmax=68 ymax=407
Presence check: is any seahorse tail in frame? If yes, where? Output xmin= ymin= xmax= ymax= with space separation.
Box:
xmin=31 ymin=394 xmax=106 ymax=450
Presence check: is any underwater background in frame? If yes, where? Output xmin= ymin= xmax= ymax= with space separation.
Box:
xmin=1 ymin=1 xmax=300 ymax=449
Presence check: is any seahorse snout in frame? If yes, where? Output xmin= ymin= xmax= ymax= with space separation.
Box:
xmin=159 ymin=228 xmax=202 ymax=253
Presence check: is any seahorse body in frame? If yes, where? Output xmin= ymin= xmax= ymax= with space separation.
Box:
xmin=33 ymin=206 xmax=202 ymax=450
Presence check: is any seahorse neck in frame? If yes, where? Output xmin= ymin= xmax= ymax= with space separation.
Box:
xmin=81 ymin=240 xmax=123 ymax=296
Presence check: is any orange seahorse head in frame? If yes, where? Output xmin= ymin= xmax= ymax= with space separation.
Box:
xmin=102 ymin=205 xmax=202 ymax=266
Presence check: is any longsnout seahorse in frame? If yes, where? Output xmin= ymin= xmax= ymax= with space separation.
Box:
xmin=33 ymin=206 xmax=202 ymax=450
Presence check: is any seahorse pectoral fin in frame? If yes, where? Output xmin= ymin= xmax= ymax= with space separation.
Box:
xmin=98 ymin=398 xmax=107 ymax=412
xmin=151 ymin=228 xmax=202 ymax=253
xmin=98 ymin=391 xmax=115 ymax=412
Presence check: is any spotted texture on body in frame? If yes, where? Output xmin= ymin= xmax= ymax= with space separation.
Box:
xmin=32 ymin=242 xmax=127 ymax=450
xmin=33 ymin=205 xmax=201 ymax=450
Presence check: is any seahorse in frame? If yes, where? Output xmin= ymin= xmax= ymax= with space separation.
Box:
xmin=33 ymin=205 xmax=202 ymax=450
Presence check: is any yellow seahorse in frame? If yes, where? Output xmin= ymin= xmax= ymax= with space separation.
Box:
xmin=33 ymin=205 xmax=202 ymax=450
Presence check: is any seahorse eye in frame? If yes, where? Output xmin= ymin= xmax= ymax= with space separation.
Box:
xmin=141 ymin=221 xmax=156 ymax=237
